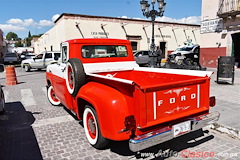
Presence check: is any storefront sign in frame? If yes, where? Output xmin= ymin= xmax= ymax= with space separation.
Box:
xmin=201 ymin=19 xmax=223 ymax=34
xmin=91 ymin=32 xmax=109 ymax=38
xmin=155 ymin=35 xmax=171 ymax=38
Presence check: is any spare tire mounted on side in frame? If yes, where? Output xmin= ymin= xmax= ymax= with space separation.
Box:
xmin=65 ymin=58 xmax=86 ymax=97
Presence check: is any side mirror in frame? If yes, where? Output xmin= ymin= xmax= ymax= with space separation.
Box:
xmin=0 ymin=64 xmax=5 ymax=72
xmin=20 ymin=55 xmax=25 ymax=59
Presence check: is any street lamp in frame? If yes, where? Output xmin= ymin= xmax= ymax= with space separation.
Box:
xmin=140 ymin=0 xmax=166 ymax=67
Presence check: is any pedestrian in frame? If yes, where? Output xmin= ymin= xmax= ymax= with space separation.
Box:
xmin=155 ymin=46 xmax=163 ymax=67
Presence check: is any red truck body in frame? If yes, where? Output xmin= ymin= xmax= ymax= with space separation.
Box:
xmin=46 ymin=38 xmax=219 ymax=152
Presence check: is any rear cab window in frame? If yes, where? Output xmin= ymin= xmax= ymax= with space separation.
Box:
xmin=82 ymin=45 xmax=128 ymax=58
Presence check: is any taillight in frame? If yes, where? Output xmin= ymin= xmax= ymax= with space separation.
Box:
xmin=118 ymin=115 xmax=136 ymax=134
xmin=210 ymin=96 xmax=216 ymax=107
xmin=125 ymin=115 xmax=136 ymax=131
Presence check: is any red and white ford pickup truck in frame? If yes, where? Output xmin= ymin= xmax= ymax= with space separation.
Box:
xmin=46 ymin=38 xmax=219 ymax=152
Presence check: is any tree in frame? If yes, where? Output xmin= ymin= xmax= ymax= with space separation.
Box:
xmin=24 ymin=31 xmax=33 ymax=47
xmin=6 ymin=32 xmax=19 ymax=41
xmin=32 ymin=34 xmax=43 ymax=37
xmin=15 ymin=41 xmax=23 ymax=47
xmin=25 ymin=37 xmax=32 ymax=47
xmin=28 ymin=31 xmax=32 ymax=38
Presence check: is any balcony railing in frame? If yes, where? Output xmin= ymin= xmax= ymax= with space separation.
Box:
xmin=217 ymin=0 xmax=240 ymax=18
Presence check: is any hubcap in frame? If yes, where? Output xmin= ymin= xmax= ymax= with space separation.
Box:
xmin=50 ymin=88 xmax=58 ymax=102
xmin=87 ymin=113 xmax=96 ymax=139
xmin=68 ymin=66 xmax=74 ymax=89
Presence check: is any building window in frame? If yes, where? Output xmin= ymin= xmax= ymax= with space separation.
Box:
xmin=131 ymin=41 xmax=138 ymax=51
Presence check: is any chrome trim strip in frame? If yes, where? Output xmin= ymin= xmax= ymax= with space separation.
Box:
xmin=129 ymin=111 xmax=220 ymax=152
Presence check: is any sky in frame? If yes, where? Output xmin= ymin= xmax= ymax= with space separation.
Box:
xmin=0 ymin=0 xmax=202 ymax=39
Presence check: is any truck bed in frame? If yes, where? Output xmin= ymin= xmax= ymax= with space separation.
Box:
xmin=88 ymin=67 xmax=213 ymax=129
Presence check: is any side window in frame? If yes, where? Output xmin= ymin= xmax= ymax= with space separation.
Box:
xmin=45 ymin=53 xmax=52 ymax=59
xmin=194 ymin=47 xmax=200 ymax=54
xmin=143 ymin=51 xmax=149 ymax=56
xmin=35 ymin=54 xmax=43 ymax=59
xmin=54 ymin=53 xmax=61 ymax=60
xmin=62 ymin=46 xmax=68 ymax=63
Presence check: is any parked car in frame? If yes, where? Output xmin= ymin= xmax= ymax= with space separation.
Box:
xmin=164 ymin=44 xmax=204 ymax=70
xmin=133 ymin=50 xmax=150 ymax=66
xmin=20 ymin=51 xmax=36 ymax=60
xmin=0 ymin=64 xmax=5 ymax=114
xmin=21 ymin=51 xmax=61 ymax=72
xmin=3 ymin=52 xmax=21 ymax=65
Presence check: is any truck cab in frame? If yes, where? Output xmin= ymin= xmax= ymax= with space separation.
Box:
xmin=46 ymin=38 xmax=219 ymax=152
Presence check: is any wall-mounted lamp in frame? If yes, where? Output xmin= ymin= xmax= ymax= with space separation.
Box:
xmin=75 ymin=22 xmax=80 ymax=27
xmin=121 ymin=23 xmax=128 ymax=27
xmin=101 ymin=24 xmax=107 ymax=29
xmin=216 ymin=42 xmax=221 ymax=47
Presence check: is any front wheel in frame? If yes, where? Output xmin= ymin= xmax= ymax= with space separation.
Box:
xmin=83 ymin=106 xmax=109 ymax=149
xmin=24 ymin=64 xmax=30 ymax=72
xmin=47 ymin=85 xmax=61 ymax=106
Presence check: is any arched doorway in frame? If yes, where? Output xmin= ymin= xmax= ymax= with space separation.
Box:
xmin=231 ymin=33 xmax=240 ymax=67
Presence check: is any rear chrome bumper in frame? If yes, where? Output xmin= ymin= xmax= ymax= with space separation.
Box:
xmin=129 ymin=112 xmax=220 ymax=152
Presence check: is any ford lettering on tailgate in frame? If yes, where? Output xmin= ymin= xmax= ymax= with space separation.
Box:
xmin=146 ymin=85 xmax=200 ymax=122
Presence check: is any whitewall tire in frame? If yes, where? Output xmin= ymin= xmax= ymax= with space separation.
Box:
xmin=83 ymin=106 xmax=109 ymax=149
xmin=47 ymin=85 xmax=61 ymax=106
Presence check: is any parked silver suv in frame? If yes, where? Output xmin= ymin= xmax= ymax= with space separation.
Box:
xmin=21 ymin=51 xmax=61 ymax=72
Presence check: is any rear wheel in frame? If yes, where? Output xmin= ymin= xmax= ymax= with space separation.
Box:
xmin=47 ymin=85 xmax=61 ymax=106
xmin=177 ymin=59 xmax=184 ymax=65
xmin=185 ymin=58 xmax=193 ymax=65
xmin=83 ymin=105 xmax=109 ymax=149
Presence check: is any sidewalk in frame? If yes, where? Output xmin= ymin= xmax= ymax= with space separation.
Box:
xmin=208 ymin=68 xmax=240 ymax=138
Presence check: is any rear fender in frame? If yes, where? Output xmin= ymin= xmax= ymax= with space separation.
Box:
xmin=77 ymin=82 xmax=131 ymax=141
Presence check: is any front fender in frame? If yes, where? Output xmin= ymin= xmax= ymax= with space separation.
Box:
xmin=78 ymin=82 xmax=132 ymax=141
xmin=21 ymin=59 xmax=33 ymax=67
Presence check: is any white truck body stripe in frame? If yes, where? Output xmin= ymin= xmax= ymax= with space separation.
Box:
xmin=197 ymin=84 xmax=200 ymax=108
xmin=153 ymin=92 xmax=157 ymax=120
xmin=84 ymin=61 xmax=139 ymax=73
xmin=87 ymin=73 xmax=134 ymax=85
xmin=134 ymin=67 xmax=213 ymax=77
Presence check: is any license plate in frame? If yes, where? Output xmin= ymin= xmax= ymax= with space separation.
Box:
xmin=173 ymin=121 xmax=191 ymax=137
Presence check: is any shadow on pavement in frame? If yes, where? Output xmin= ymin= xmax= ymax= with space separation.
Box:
xmin=109 ymin=129 xmax=214 ymax=159
xmin=0 ymin=102 xmax=43 ymax=160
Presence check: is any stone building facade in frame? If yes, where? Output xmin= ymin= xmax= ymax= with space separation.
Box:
xmin=34 ymin=13 xmax=200 ymax=59
xmin=201 ymin=0 xmax=240 ymax=68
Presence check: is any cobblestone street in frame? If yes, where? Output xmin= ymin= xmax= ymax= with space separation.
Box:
xmin=0 ymin=67 xmax=239 ymax=160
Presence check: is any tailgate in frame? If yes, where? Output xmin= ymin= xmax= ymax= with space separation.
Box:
xmin=138 ymin=77 xmax=210 ymax=128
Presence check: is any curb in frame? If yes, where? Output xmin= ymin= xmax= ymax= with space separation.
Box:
xmin=209 ymin=123 xmax=240 ymax=139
